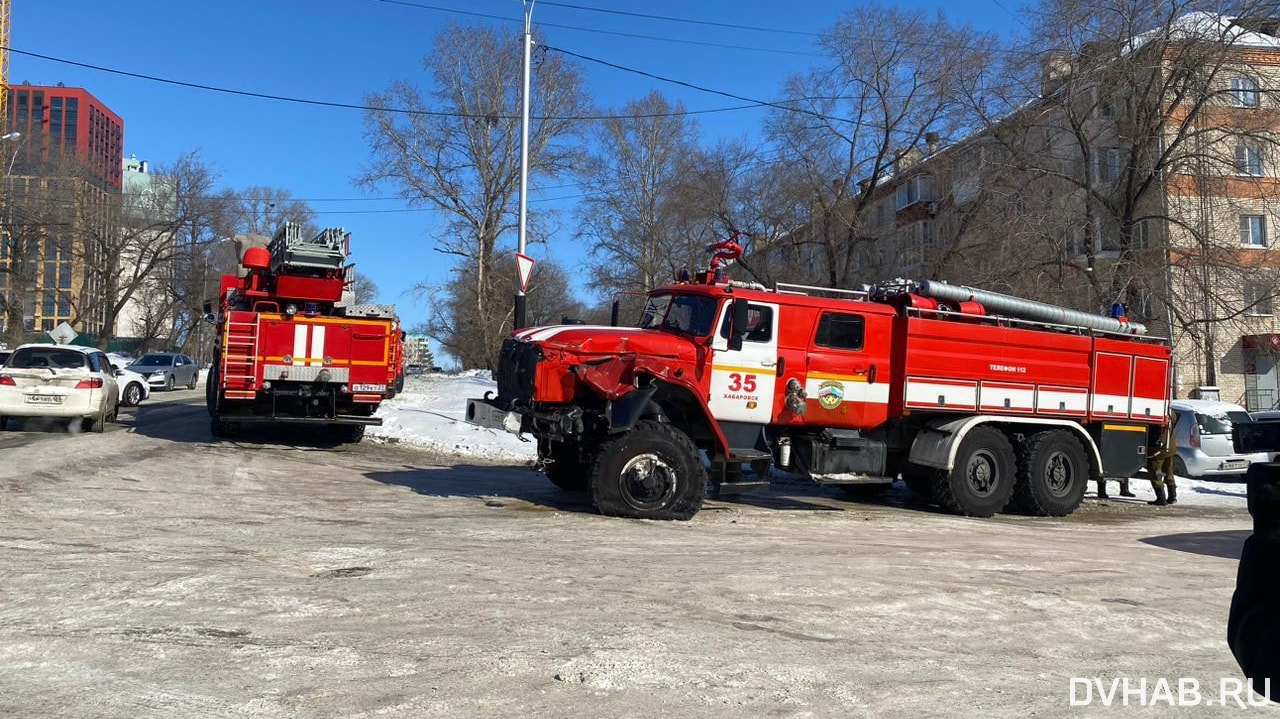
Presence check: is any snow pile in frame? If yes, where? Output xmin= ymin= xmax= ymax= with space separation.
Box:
xmin=368 ymin=372 xmax=536 ymax=463
xmin=371 ymin=373 xmax=1248 ymax=508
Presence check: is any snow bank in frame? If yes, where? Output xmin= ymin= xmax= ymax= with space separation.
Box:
xmin=368 ymin=372 xmax=536 ymax=463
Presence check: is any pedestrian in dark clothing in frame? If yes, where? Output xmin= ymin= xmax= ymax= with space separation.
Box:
xmin=1228 ymin=461 xmax=1280 ymax=702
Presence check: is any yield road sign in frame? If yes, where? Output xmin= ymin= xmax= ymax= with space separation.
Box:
xmin=516 ymin=253 xmax=535 ymax=293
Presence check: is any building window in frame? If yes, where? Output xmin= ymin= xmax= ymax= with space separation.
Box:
xmin=1231 ymin=77 xmax=1260 ymax=108
xmin=895 ymin=174 xmax=933 ymax=210
xmin=1236 ymin=144 xmax=1266 ymax=176
xmin=1246 ymin=283 xmax=1274 ymax=316
xmin=1132 ymin=219 xmax=1149 ymax=249
xmin=1093 ymin=148 xmax=1122 ymax=183
xmin=1241 ymin=215 xmax=1268 ymax=247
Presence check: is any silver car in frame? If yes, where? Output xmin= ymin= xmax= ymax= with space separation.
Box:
xmin=127 ymin=352 xmax=199 ymax=391
xmin=1171 ymin=399 xmax=1268 ymax=478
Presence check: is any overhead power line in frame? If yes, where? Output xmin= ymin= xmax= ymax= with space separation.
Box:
xmin=4 ymin=46 xmax=773 ymax=121
xmin=369 ymin=0 xmax=822 ymax=57
xmin=533 ymin=0 xmax=820 ymax=38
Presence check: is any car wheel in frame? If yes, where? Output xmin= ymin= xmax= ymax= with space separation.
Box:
xmin=1173 ymin=456 xmax=1190 ymax=479
xmin=86 ymin=413 xmax=106 ymax=433
xmin=123 ymin=383 xmax=143 ymax=407
xmin=0 ymin=416 xmax=8 ymax=431
xmin=165 ymin=374 xmax=175 ymax=391
xmin=187 ymin=372 xmax=197 ymax=390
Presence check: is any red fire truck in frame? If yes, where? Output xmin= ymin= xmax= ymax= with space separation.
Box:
xmin=467 ymin=236 xmax=1171 ymax=520
xmin=206 ymin=224 xmax=402 ymax=442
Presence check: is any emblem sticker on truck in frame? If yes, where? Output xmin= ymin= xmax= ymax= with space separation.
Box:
xmin=817 ymin=380 xmax=845 ymax=409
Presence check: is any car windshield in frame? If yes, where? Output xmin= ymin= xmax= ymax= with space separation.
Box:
xmin=133 ymin=355 xmax=174 ymax=367
xmin=8 ymin=347 xmax=87 ymax=370
xmin=639 ymin=294 xmax=719 ymax=337
xmin=1196 ymin=410 xmax=1250 ymax=435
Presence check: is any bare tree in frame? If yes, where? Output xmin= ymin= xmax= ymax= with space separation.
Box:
xmin=576 ymin=91 xmax=712 ymax=295
xmin=360 ymin=23 xmax=590 ymax=369
xmin=235 ymin=186 xmax=317 ymax=236
xmin=763 ymin=4 xmax=997 ymax=289
xmin=70 ymin=151 xmax=234 ymax=349
xmin=351 ymin=271 xmax=380 ymax=305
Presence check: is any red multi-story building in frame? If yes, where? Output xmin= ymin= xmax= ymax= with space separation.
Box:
xmin=6 ymin=83 xmax=123 ymax=189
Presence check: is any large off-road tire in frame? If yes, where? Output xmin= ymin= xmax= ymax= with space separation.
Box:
xmin=1012 ymin=429 xmax=1090 ymax=516
xmin=123 ymin=382 xmax=144 ymax=407
xmin=589 ymin=420 xmax=705 ymax=520
xmin=930 ymin=426 xmax=1017 ymax=517
xmin=206 ymin=365 xmax=220 ymax=416
xmin=542 ymin=441 xmax=591 ymax=492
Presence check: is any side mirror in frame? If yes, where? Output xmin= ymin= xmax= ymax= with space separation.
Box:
xmin=202 ymin=300 xmax=213 ymax=315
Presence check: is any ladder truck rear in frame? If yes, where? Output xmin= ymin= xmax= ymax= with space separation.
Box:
xmin=206 ymin=223 xmax=402 ymax=442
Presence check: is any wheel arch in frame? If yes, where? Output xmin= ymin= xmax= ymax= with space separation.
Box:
xmin=908 ymin=415 xmax=1102 ymax=480
xmin=643 ymin=376 xmax=728 ymax=456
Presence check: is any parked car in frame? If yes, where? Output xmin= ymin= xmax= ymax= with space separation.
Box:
xmin=1171 ymin=399 xmax=1268 ymax=478
xmin=0 ymin=343 xmax=120 ymax=432
xmin=115 ymin=367 xmax=151 ymax=407
xmin=127 ymin=352 xmax=198 ymax=391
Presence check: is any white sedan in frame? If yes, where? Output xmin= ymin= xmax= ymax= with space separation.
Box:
xmin=108 ymin=358 xmax=151 ymax=407
xmin=0 ymin=344 xmax=120 ymax=432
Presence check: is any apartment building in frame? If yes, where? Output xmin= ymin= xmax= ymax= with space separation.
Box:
xmin=852 ymin=13 xmax=1280 ymax=409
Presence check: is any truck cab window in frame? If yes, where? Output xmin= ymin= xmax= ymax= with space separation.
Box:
xmin=814 ymin=313 xmax=865 ymax=350
xmin=720 ymin=304 xmax=774 ymax=342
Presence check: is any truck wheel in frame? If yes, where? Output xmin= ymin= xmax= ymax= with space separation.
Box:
xmin=206 ymin=364 xmax=219 ymax=415
xmin=1013 ymin=430 xmax=1089 ymax=516
xmin=542 ymin=441 xmax=590 ymax=492
xmin=590 ymin=420 xmax=705 ymax=520
xmin=337 ymin=424 xmax=365 ymax=444
xmin=930 ymin=426 xmax=1016 ymax=517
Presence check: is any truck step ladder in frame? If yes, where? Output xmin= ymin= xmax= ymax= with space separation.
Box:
xmin=222 ymin=312 xmax=259 ymax=398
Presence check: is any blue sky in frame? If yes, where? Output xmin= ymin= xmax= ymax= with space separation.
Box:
xmin=12 ymin=0 xmax=1018 ymax=335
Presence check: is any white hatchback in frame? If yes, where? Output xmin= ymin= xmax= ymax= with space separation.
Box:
xmin=0 ymin=344 xmax=120 ymax=432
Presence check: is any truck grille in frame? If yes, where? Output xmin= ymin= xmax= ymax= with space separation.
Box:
xmin=497 ymin=338 xmax=541 ymax=408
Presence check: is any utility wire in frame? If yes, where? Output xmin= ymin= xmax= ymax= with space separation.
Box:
xmin=4 ymin=46 xmax=778 ymax=121
xmin=532 ymin=0 xmax=820 ymax=38
xmin=369 ymin=0 xmax=822 ymax=57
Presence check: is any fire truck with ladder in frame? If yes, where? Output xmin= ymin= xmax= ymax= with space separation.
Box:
xmin=467 ymin=234 xmax=1172 ymax=521
xmin=206 ymin=223 xmax=403 ymax=442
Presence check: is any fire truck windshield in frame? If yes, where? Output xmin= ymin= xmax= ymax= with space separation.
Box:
xmin=640 ymin=294 xmax=718 ymax=337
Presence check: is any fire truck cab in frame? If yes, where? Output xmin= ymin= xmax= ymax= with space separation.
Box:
xmin=468 ymin=241 xmax=1170 ymax=521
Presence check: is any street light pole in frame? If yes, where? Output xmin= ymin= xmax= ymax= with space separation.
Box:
xmin=515 ymin=0 xmax=535 ymax=331
xmin=0 ymin=131 xmax=20 ymax=345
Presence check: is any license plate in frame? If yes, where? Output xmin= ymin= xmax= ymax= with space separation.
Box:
xmin=25 ymin=394 xmax=63 ymax=405
xmin=351 ymin=383 xmax=387 ymax=393
xmin=1223 ymin=459 xmax=1248 ymax=470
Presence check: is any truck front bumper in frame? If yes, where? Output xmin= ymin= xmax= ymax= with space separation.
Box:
xmin=466 ymin=397 xmax=523 ymax=434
